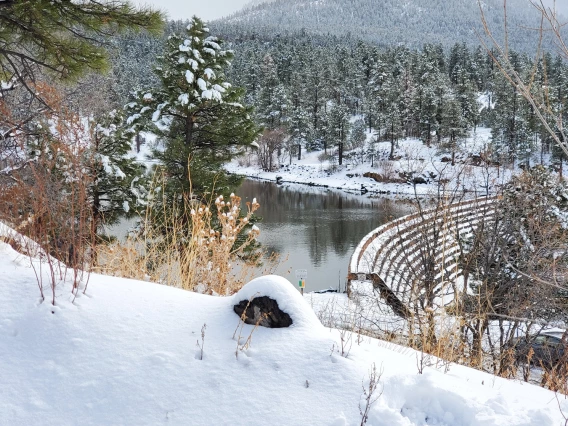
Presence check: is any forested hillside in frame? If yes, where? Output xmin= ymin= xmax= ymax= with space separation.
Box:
xmin=220 ymin=0 xmax=547 ymax=51
xmin=222 ymin=34 xmax=568 ymax=169
xmin=108 ymin=21 xmax=568 ymax=172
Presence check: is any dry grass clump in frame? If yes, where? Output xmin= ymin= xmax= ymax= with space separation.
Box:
xmin=181 ymin=193 xmax=261 ymax=294
xmin=95 ymin=189 xmax=265 ymax=296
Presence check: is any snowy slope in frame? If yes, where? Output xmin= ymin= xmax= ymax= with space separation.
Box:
xmin=1 ymin=239 xmax=566 ymax=425
xmin=221 ymin=0 xmax=542 ymax=51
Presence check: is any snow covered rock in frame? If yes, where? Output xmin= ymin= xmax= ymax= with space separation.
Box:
xmin=233 ymin=275 xmax=323 ymax=330
xmin=234 ymin=296 xmax=292 ymax=328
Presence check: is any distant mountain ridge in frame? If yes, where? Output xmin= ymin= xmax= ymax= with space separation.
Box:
xmin=221 ymin=0 xmax=556 ymax=51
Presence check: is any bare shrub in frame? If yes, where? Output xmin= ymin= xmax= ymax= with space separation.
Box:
xmin=337 ymin=315 xmax=355 ymax=358
xmin=256 ymin=127 xmax=286 ymax=171
xmin=376 ymin=160 xmax=396 ymax=180
xmin=0 ymin=83 xmax=95 ymax=303
xmin=317 ymin=151 xmax=331 ymax=172
xmin=359 ymin=363 xmax=383 ymax=426
xmin=237 ymin=150 xmax=255 ymax=167
xmin=181 ymin=194 xmax=261 ymax=294
xmin=196 ymin=323 xmax=206 ymax=360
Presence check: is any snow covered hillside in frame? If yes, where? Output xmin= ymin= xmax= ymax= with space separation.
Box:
xmin=222 ymin=0 xmax=543 ymax=51
xmin=1 ymin=235 xmax=567 ymax=425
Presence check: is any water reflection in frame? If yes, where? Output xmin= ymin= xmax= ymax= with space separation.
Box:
xmin=238 ymin=180 xmax=411 ymax=291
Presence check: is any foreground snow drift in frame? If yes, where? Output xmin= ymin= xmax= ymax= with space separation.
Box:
xmin=0 ymin=241 xmax=566 ymax=425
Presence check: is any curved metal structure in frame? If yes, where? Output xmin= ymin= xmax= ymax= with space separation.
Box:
xmin=348 ymin=197 xmax=497 ymax=318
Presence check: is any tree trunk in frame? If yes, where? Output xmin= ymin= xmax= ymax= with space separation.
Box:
xmin=451 ymin=133 xmax=456 ymax=166
xmin=90 ymin=188 xmax=101 ymax=267
xmin=185 ymin=115 xmax=194 ymax=147
xmin=389 ymin=122 xmax=395 ymax=160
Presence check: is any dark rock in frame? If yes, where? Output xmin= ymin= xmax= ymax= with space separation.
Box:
xmin=276 ymin=176 xmax=283 ymax=184
xmin=469 ymin=154 xmax=482 ymax=166
xmin=364 ymin=171 xmax=404 ymax=183
xmin=234 ymin=296 xmax=293 ymax=328
xmin=314 ymin=288 xmax=338 ymax=294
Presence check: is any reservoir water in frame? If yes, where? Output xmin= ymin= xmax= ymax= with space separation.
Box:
xmin=237 ymin=179 xmax=411 ymax=292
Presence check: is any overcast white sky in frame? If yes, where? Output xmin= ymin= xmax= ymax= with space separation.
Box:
xmin=132 ymin=0 xmax=251 ymax=21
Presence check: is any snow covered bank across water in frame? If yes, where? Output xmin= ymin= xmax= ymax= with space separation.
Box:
xmin=0 ymin=239 xmax=565 ymax=425
xmin=227 ymin=128 xmax=513 ymax=197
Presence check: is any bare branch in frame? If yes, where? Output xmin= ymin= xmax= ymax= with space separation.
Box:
xmin=477 ymin=0 xmax=568 ymax=159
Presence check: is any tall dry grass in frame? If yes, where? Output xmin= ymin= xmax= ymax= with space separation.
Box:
xmin=94 ymin=175 xmax=271 ymax=295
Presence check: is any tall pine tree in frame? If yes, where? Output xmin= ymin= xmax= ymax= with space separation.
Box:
xmin=127 ymin=17 xmax=259 ymax=201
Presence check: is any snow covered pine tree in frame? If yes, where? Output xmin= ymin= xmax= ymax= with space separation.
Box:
xmin=125 ymin=16 xmax=259 ymax=202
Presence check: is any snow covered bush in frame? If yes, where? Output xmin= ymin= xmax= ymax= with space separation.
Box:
xmin=87 ymin=109 xmax=147 ymax=235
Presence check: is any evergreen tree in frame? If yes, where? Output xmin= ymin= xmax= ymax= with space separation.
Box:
xmin=440 ymin=93 xmax=468 ymax=165
xmin=349 ymin=119 xmax=367 ymax=151
xmin=287 ymin=58 xmax=312 ymax=158
xmin=489 ymin=52 xmax=535 ymax=165
xmin=303 ymin=51 xmax=330 ymax=150
xmin=126 ymin=17 xmax=259 ymax=201
xmin=325 ymin=101 xmax=350 ymax=165
xmin=410 ymin=48 xmax=442 ymax=145
xmin=363 ymin=57 xmax=388 ymax=134
xmin=490 ymin=60 xmax=517 ymax=163
xmin=288 ymin=103 xmax=311 ymax=161
xmin=453 ymin=66 xmax=480 ymax=130
xmin=256 ymin=54 xmax=288 ymax=129
xmin=0 ymin=0 xmax=162 ymax=98
xmin=88 ymin=110 xmax=146 ymax=235
xmin=545 ymin=56 xmax=568 ymax=172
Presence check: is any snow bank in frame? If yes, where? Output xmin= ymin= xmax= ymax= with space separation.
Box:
xmin=0 ymin=221 xmax=44 ymax=258
xmin=1 ymin=239 xmax=566 ymax=425
xmin=234 ymin=275 xmax=323 ymax=330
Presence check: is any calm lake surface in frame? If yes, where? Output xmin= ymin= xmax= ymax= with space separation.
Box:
xmin=237 ymin=180 xmax=411 ymax=292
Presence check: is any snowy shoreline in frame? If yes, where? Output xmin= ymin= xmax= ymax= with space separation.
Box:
xmin=226 ymin=128 xmax=513 ymax=200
